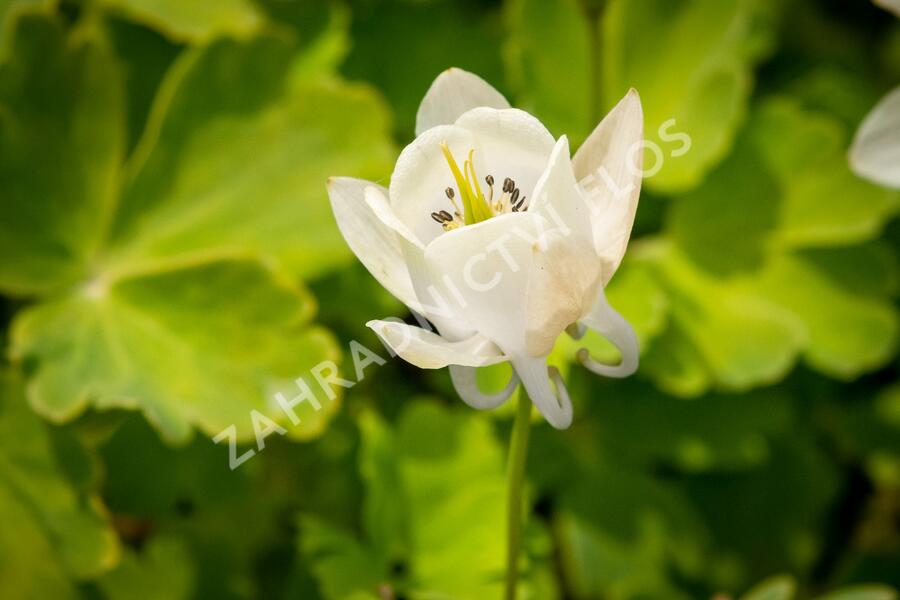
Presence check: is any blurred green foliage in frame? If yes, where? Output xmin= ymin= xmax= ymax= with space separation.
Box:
xmin=1 ymin=0 xmax=899 ymax=598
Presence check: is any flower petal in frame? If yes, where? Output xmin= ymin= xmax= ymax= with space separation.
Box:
xmin=424 ymin=212 xmax=536 ymax=354
xmin=363 ymin=184 xmax=425 ymax=252
xmin=525 ymin=232 xmax=602 ymax=355
xmin=415 ymin=68 xmax=510 ymax=136
xmin=367 ymin=320 xmax=507 ymax=369
xmin=327 ymin=177 xmax=421 ymax=310
xmin=449 ymin=365 xmax=518 ymax=410
xmin=389 ymin=124 xmax=481 ymax=245
xmin=524 ymin=136 xmax=603 ymax=356
xmin=511 ymin=357 xmax=573 ymax=429
xmin=572 ymin=89 xmax=644 ymax=283
xmin=850 ymin=86 xmax=900 ymax=189
xmin=455 ymin=107 xmax=556 ymax=200
xmin=575 ymin=286 xmax=639 ymax=378
xmin=364 ymin=186 xmax=473 ymax=339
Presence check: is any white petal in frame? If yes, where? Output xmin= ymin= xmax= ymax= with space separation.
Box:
xmin=524 ymin=136 xmax=603 ymax=356
xmin=850 ymin=86 xmax=900 ymax=189
xmin=364 ymin=186 xmax=473 ymax=340
xmin=367 ymin=320 xmax=506 ymax=369
xmin=424 ymin=212 xmax=536 ymax=354
xmin=511 ymin=358 xmax=572 ymax=429
xmin=874 ymin=0 xmax=900 ymax=17
xmin=327 ymin=177 xmax=420 ymax=310
xmin=572 ymin=89 xmax=643 ymax=283
xmin=363 ymin=185 xmax=425 ymax=252
xmin=389 ymin=124 xmax=481 ymax=246
xmin=455 ymin=107 xmax=556 ymax=201
xmin=415 ymin=68 xmax=510 ymax=136
xmin=525 ymin=233 xmax=602 ymax=355
xmin=449 ymin=365 xmax=518 ymax=410
xmin=576 ymin=286 xmax=639 ymax=378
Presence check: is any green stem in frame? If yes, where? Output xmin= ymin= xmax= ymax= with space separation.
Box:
xmin=504 ymin=388 xmax=532 ymax=600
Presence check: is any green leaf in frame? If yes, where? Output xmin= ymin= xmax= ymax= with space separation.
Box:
xmin=12 ymin=259 xmax=339 ymax=444
xmin=0 ymin=10 xmax=124 ymax=295
xmin=0 ymin=0 xmax=47 ymax=56
xmin=746 ymin=98 xmax=899 ymax=247
xmin=542 ymin=427 xmax=708 ymax=599
xmin=0 ymin=370 xmax=119 ymax=597
xmin=667 ymin=141 xmax=779 ymax=277
xmin=639 ymin=318 xmax=712 ymax=397
xmin=740 ymin=575 xmax=796 ymax=600
xmin=820 ymin=382 xmax=900 ymax=489
xmin=649 ymin=244 xmax=805 ymax=394
xmin=784 ymin=67 xmax=884 ymax=130
xmin=105 ymin=15 xmax=181 ymax=153
xmin=395 ymin=403 xmax=509 ymax=599
xmin=97 ymin=0 xmax=263 ymax=43
xmin=686 ymin=436 xmax=841 ymax=589
xmin=504 ymin=0 xmax=591 ymax=141
xmin=662 ymin=97 xmax=899 ymax=386
xmin=299 ymin=515 xmax=385 ymax=600
xmin=556 ymin=510 xmax=694 ymax=600
xmin=302 ymin=403 xmax=557 ymax=600
xmin=814 ymin=585 xmax=898 ymax=600
xmin=263 ymin=1 xmax=350 ymax=84
xmin=342 ymin=0 xmax=506 ymax=139
xmin=357 ymin=409 xmax=406 ymax=563
xmin=749 ymin=245 xmax=899 ymax=379
xmin=97 ymin=413 xmax=316 ymax=598
xmin=2 ymin=15 xmax=383 ymax=442
xmin=98 ymin=535 xmax=196 ymax=600
xmin=108 ymin=34 xmax=395 ymax=280
xmin=602 ymin=0 xmax=778 ymax=192
xmin=585 ymin=378 xmax=792 ymax=472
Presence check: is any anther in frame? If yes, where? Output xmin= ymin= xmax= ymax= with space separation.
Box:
xmin=431 ymin=212 xmax=445 ymax=223
xmin=510 ymin=189 xmax=519 ymax=205
xmin=485 ymin=175 xmax=494 ymax=187
xmin=439 ymin=210 xmax=453 ymax=222
xmin=445 ymin=187 xmax=455 ymax=199
xmin=503 ymin=177 xmax=513 ymax=193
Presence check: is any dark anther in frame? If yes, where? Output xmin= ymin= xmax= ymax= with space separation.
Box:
xmin=514 ymin=195 xmax=526 ymax=211
xmin=485 ymin=174 xmax=494 ymax=186
xmin=438 ymin=210 xmax=453 ymax=222
xmin=445 ymin=187 xmax=455 ymax=199
xmin=510 ymin=189 xmax=519 ymax=204
xmin=431 ymin=212 xmax=445 ymax=223
xmin=503 ymin=177 xmax=513 ymax=193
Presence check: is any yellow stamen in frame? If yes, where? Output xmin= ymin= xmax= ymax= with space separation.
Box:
xmin=440 ymin=142 xmax=495 ymax=225
xmin=440 ymin=142 xmax=475 ymax=224
xmin=465 ymin=150 xmax=493 ymax=221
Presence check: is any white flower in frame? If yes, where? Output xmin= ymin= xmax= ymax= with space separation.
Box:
xmin=327 ymin=68 xmax=643 ymax=429
xmin=849 ymin=0 xmax=900 ymax=188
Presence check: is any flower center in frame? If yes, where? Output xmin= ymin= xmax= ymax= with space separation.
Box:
xmin=431 ymin=142 xmax=528 ymax=232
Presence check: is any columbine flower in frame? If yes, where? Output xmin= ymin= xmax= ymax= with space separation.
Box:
xmin=849 ymin=1 xmax=900 ymax=188
xmin=327 ymin=68 xmax=642 ymax=428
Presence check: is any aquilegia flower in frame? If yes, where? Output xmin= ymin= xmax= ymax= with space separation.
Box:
xmin=327 ymin=68 xmax=643 ymax=428
xmin=849 ymin=0 xmax=900 ymax=188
